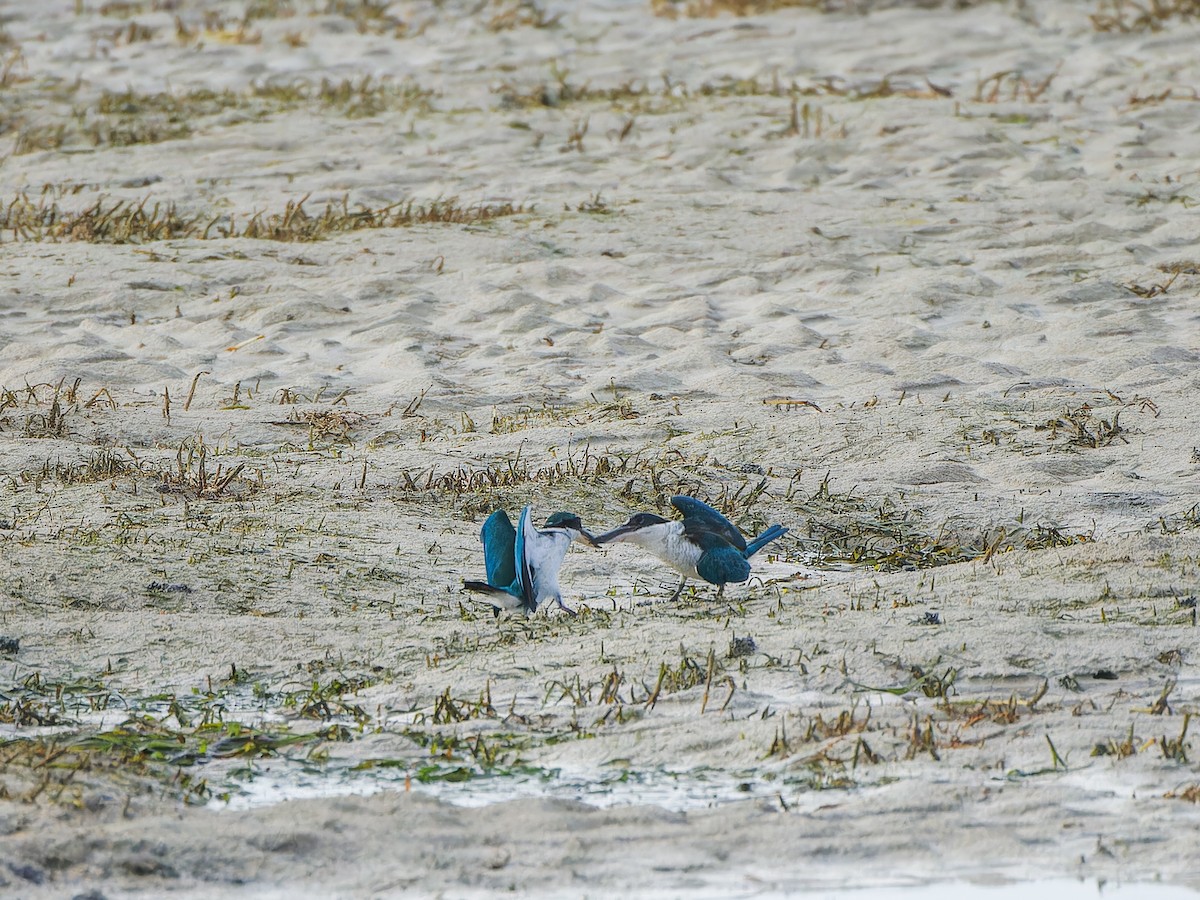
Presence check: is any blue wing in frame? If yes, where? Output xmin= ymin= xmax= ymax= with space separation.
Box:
xmin=745 ymin=524 xmax=788 ymax=558
xmin=671 ymin=495 xmax=746 ymax=552
xmin=481 ymin=509 xmax=518 ymax=593
xmin=515 ymin=506 xmax=537 ymax=611
xmin=691 ymin=530 xmax=752 ymax=586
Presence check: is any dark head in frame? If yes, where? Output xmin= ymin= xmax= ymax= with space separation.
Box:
xmin=543 ymin=511 xmax=598 ymax=547
xmin=594 ymin=512 xmax=670 ymax=545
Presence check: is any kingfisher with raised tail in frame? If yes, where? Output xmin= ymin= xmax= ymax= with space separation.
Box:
xmin=463 ymin=507 xmax=597 ymax=615
xmin=595 ymin=495 xmax=788 ymax=600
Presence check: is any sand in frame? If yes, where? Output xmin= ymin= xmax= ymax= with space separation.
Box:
xmin=1 ymin=0 xmax=1199 ymax=896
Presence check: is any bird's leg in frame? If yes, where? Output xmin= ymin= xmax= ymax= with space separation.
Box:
xmin=555 ymin=595 xmax=578 ymax=617
xmin=716 ymin=584 xmax=726 ymax=601
xmin=669 ymin=576 xmax=688 ymax=602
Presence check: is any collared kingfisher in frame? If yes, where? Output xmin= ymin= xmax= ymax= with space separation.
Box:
xmin=463 ymin=506 xmax=597 ymax=615
xmin=595 ymin=495 xmax=788 ymax=599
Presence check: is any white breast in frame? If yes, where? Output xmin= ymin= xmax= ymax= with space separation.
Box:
xmin=624 ymin=522 xmax=701 ymax=579
xmin=525 ymin=526 xmax=573 ymax=605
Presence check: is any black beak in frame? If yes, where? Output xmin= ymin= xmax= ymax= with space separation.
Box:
xmin=593 ymin=524 xmax=636 ymax=545
xmin=578 ymin=530 xmax=600 ymax=548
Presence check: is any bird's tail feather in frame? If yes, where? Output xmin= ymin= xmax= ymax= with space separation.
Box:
xmin=463 ymin=580 xmax=506 ymax=595
xmin=463 ymin=580 xmax=533 ymax=615
xmin=745 ymin=524 xmax=788 ymax=557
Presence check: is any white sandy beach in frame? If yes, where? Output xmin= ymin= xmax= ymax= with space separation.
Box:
xmin=1 ymin=0 xmax=1199 ymax=896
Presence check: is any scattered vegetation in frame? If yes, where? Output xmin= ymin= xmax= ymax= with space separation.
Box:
xmin=790 ymin=472 xmax=1091 ymax=571
xmin=645 ymin=0 xmax=1198 ymax=28
xmin=497 ymin=64 xmax=932 ymax=115
xmin=11 ymin=76 xmax=436 ymax=155
xmin=155 ymin=438 xmax=257 ymax=499
xmin=973 ymin=65 xmax=1061 ymax=104
xmin=486 ymin=0 xmax=562 ymax=30
xmin=1124 ymin=265 xmax=1187 ymax=298
xmin=393 ymin=441 xmax=689 ymax=522
xmin=414 ymin=685 xmax=497 ymax=725
xmin=1154 ymin=504 xmax=1200 ymax=535
xmin=2 ymin=379 xmax=82 ymax=439
xmin=962 ymin=393 xmax=1158 ymax=456
xmin=0 ymin=718 xmax=348 ymax=807
xmin=1040 ymin=404 xmax=1131 ymax=449
xmin=0 ymin=192 xmax=528 ymax=244
xmin=244 ymin=0 xmax=301 ymax=22
xmin=651 ymin=0 xmax=824 ymax=17
xmin=0 ymin=380 xmax=273 ymax=502
xmin=0 ymin=672 xmax=113 ymax=727
xmin=321 ymin=0 xmax=407 ymax=36
xmin=273 ymin=408 xmax=371 ymax=449
xmin=38 ymin=449 xmax=135 ymax=487
xmin=279 ymin=676 xmax=374 ymax=727
xmin=1091 ymin=0 xmax=1200 ymax=32
xmin=1165 ymin=783 xmax=1200 ymax=802
xmin=0 ymin=667 xmax=378 ymax=806
xmin=489 ymin=399 xmax=638 ymax=434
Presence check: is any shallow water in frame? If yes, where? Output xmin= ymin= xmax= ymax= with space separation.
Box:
xmin=212 ymin=758 xmax=779 ymax=811
xmin=806 ymin=882 xmax=1198 ymax=900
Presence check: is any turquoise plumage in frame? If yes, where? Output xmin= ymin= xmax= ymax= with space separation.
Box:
xmin=477 ymin=507 xmax=533 ymax=609
xmin=595 ymin=494 xmax=788 ymax=599
xmin=464 ymin=507 xmax=595 ymax=615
